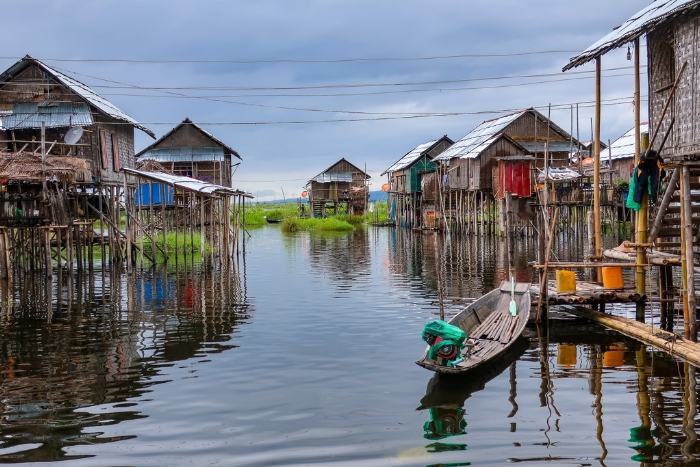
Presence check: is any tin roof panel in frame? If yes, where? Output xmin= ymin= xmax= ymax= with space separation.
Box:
xmin=434 ymin=111 xmax=524 ymax=161
xmin=383 ymin=140 xmax=436 ymax=175
xmin=564 ymin=0 xmax=700 ymax=71
xmin=0 ymin=102 xmax=92 ymax=130
xmin=608 ymin=123 xmax=649 ymax=160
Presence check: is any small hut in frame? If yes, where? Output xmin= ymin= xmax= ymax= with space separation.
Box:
xmin=382 ymin=136 xmax=453 ymax=227
xmin=136 ymin=118 xmax=241 ymax=188
xmin=306 ymin=158 xmax=369 ymax=217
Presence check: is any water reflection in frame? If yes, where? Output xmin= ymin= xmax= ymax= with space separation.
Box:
xmin=0 ymin=263 xmax=250 ymax=462
xmin=1 ymin=226 xmax=700 ymax=466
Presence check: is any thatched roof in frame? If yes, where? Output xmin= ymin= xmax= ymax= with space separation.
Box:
xmin=0 ymin=150 xmax=91 ymax=182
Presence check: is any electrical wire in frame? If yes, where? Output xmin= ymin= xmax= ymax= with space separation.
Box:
xmin=0 ymin=50 xmax=586 ymax=65
xmin=4 ymin=65 xmax=641 ymax=91
xmin=2 ymin=72 xmax=639 ymax=100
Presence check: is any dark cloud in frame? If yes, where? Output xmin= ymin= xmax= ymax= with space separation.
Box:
xmin=1 ymin=0 xmax=651 ymax=194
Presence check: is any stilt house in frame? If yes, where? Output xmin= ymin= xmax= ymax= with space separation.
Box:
xmin=306 ymin=158 xmax=369 ymax=217
xmin=382 ymin=136 xmax=453 ymax=227
xmin=564 ymin=0 xmax=700 ymax=329
xmin=0 ymin=55 xmax=154 ymax=276
xmin=434 ymin=108 xmax=580 ymax=194
xmin=136 ymin=118 xmax=241 ymax=188
xmin=0 ymin=55 xmax=154 ymax=189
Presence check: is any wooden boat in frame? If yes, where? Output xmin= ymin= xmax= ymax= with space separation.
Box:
xmin=264 ymin=216 xmax=283 ymax=224
xmin=416 ymin=281 xmax=531 ymax=374
xmin=417 ymin=337 xmax=529 ymax=410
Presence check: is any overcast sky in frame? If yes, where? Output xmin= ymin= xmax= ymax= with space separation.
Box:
xmin=2 ymin=0 xmax=651 ymax=200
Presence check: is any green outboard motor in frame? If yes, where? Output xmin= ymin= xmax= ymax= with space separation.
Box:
xmin=423 ymin=408 xmax=467 ymax=440
xmin=422 ymin=320 xmax=466 ymax=366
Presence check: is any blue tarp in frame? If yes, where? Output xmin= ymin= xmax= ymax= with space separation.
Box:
xmin=135 ymin=183 xmax=174 ymax=205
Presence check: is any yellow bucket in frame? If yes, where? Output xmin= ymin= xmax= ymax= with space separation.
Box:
xmin=602 ymin=267 xmax=624 ymax=289
xmin=556 ymin=270 xmax=576 ymax=293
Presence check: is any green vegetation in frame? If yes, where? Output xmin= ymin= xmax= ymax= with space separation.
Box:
xmin=141 ymin=231 xmax=210 ymax=256
xmin=240 ymin=203 xmax=299 ymax=226
xmin=239 ymin=200 xmax=391 ymax=231
xmin=281 ymin=217 xmax=355 ymax=233
xmin=265 ymin=208 xmax=285 ymax=221
xmin=365 ymin=200 xmax=389 ymax=224
xmin=336 ymin=214 xmax=365 ymax=226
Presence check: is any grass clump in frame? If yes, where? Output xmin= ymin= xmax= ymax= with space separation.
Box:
xmin=281 ymin=217 xmax=354 ymax=232
xmin=240 ymin=203 xmax=299 ymax=226
xmin=142 ymin=231 xmax=210 ymax=255
xmin=265 ymin=209 xmax=285 ymax=221
xmin=336 ymin=214 xmax=365 ymax=226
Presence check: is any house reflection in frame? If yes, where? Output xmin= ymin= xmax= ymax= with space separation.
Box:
xmin=0 ymin=263 xmax=250 ymax=462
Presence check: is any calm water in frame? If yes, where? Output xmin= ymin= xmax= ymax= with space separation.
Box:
xmin=0 ymin=226 xmax=698 ymax=466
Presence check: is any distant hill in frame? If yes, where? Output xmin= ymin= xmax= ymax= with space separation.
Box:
xmin=369 ymin=191 xmax=388 ymax=202
xmin=254 ymin=191 xmax=388 ymax=204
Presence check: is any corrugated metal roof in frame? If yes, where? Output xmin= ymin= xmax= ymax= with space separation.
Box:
xmin=313 ymin=172 xmax=353 ymax=183
xmin=123 ymin=168 xmax=252 ymax=197
xmin=0 ymin=56 xmax=154 ymax=138
xmin=538 ymin=167 xmax=582 ymax=181
xmin=434 ymin=111 xmax=524 ymax=161
xmin=382 ymin=140 xmax=436 ymax=175
xmin=608 ymin=123 xmax=649 ymax=160
xmin=139 ymin=147 xmax=226 ymax=163
xmin=0 ymin=102 xmax=92 ymax=130
xmin=564 ymin=0 xmax=700 ymax=71
xmin=135 ymin=118 xmax=240 ymax=159
xmin=308 ymin=158 xmax=370 ymax=185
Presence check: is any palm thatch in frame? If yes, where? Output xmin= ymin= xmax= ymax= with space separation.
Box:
xmin=0 ymin=150 xmax=92 ymax=183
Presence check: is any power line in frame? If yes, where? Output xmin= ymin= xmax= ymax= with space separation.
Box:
xmin=62 ymin=96 xmax=646 ymax=126
xmin=36 ymin=65 xmax=644 ymax=117
xmin=10 ymin=71 xmax=637 ymax=100
xmin=0 ymin=50 xmax=585 ymax=65
xmin=32 ymin=65 xmax=639 ymax=92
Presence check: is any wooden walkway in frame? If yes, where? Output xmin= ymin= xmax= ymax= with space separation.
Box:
xmin=564 ymin=306 xmax=700 ymax=368
xmin=531 ymin=280 xmax=644 ymax=306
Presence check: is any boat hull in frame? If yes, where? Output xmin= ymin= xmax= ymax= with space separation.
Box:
xmin=416 ymin=281 xmax=531 ymax=374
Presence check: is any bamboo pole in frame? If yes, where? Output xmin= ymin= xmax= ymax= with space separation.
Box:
xmin=161 ymin=184 xmax=168 ymax=259
xmin=681 ymin=165 xmax=696 ymax=340
xmin=636 ymin=132 xmax=649 ymax=320
xmin=123 ymin=176 xmax=133 ymax=273
xmin=534 ymin=262 xmax=647 ymax=269
xmin=593 ymin=57 xmax=602 ymax=280
xmin=536 ymin=207 xmax=559 ymax=322
xmin=200 ymin=195 xmax=206 ymax=258
xmin=648 ymin=168 xmax=680 ymax=244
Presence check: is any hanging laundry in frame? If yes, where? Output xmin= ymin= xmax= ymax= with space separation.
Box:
xmin=632 ymin=149 xmax=665 ymax=204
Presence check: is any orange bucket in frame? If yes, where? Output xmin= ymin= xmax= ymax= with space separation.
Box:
xmin=602 ymin=267 xmax=624 ymax=289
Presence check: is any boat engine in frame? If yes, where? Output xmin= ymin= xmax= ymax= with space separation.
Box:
xmin=422 ymin=320 xmax=466 ymax=366
xmin=423 ymin=408 xmax=467 ymax=440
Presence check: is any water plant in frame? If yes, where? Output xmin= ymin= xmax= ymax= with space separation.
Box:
xmin=281 ymin=217 xmax=354 ymax=232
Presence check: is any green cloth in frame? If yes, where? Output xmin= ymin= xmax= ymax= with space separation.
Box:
xmin=626 ymin=171 xmax=642 ymax=211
